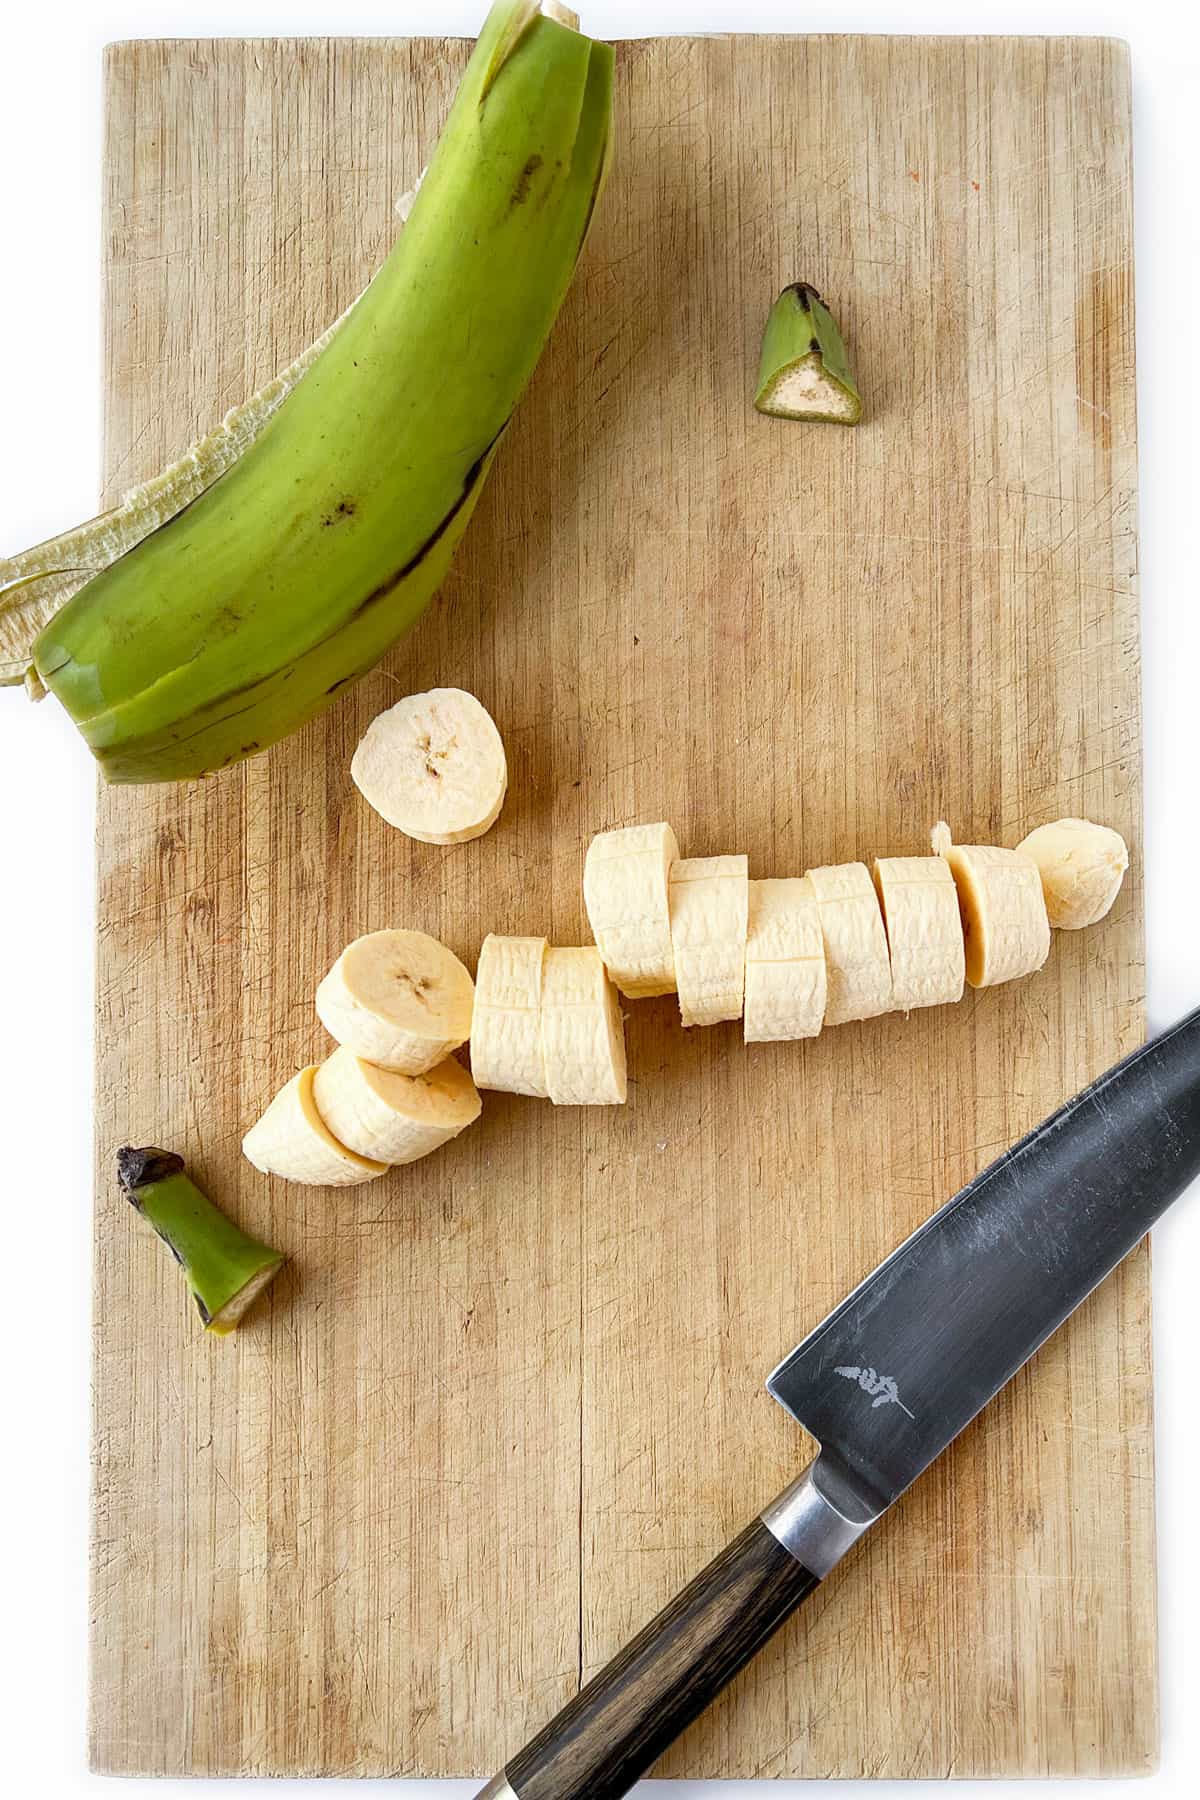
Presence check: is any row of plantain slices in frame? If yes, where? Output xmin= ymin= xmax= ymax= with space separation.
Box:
xmin=573 ymin=814 xmax=1127 ymax=1045
xmin=241 ymin=815 xmax=1128 ymax=1182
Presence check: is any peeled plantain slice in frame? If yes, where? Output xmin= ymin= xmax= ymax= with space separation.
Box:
xmin=873 ymin=854 xmax=965 ymax=1011
xmin=316 ymin=929 xmax=475 ymax=1075
xmin=539 ymin=946 xmax=627 ymax=1104
xmin=933 ymin=822 xmax=1050 ymax=989
xmin=313 ymin=1048 xmax=480 ymax=1163
xmin=584 ymin=820 xmax=680 ymax=998
xmin=470 ymin=933 xmax=549 ymax=1097
xmin=668 ymin=854 xmax=750 ymax=1027
xmin=242 ymin=1067 xmax=388 ymax=1187
xmin=743 ymin=876 xmax=827 ymax=1042
xmin=351 ymin=688 xmax=507 ymax=845
xmin=806 ymin=861 xmax=892 ymax=1025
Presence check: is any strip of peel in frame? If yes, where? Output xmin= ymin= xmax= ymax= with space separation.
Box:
xmin=479 ymin=3 xmax=579 ymax=106
xmin=479 ymin=0 xmax=542 ymax=102
xmin=0 ymin=289 xmax=364 ymax=684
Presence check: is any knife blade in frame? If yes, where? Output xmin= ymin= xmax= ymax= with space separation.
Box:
xmin=475 ymin=1005 xmax=1200 ymax=1800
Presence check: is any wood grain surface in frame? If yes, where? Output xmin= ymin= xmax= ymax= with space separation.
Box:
xmin=91 ymin=32 xmax=1147 ymax=1779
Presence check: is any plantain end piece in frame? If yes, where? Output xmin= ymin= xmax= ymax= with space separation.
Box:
xmin=119 ymin=1145 xmax=285 ymax=1332
xmin=1015 ymin=817 xmax=1129 ymax=930
xmin=754 ymin=282 xmax=862 ymax=424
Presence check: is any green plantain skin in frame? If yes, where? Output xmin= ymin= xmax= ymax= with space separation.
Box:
xmin=35 ymin=2 xmax=614 ymax=783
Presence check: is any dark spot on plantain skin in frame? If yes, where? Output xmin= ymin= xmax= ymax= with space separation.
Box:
xmin=324 ymin=676 xmax=353 ymax=696
xmin=321 ymin=497 xmax=358 ymax=528
xmin=510 ymin=154 xmax=543 ymax=208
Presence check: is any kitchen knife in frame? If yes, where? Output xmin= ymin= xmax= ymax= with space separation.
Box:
xmin=475 ymin=1004 xmax=1200 ymax=1800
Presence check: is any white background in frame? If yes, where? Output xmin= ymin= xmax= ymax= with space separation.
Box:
xmin=1 ymin=0 xmax=1197 ymax=1793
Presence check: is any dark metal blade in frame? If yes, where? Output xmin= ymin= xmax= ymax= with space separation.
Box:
xmin=768 ymin=1006 xmax=1200 ymax=1517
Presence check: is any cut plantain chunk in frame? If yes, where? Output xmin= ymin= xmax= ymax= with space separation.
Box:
xmin=806 ymin=861 xmax=893 ymax=1025
xmin=540 ymin=946 xmax=627 ymax=1104
xmin=1016 ymin=817 xmax=1129 ymax=930
xmin=668 ymin=854 xmax=750 ymax=1027
xmin=470 ymin=933 xmax=550 ymax=1097
xmin=873 ymin=855 xmax=965 ymax=1012
xmin=242 ymin=1067 xmax=388 ymax=1187
xmin=583 ymin=820 xmax=680 ymax=997
xmin=743 ymin=877 xmax=827 ymax=1042
xmin=351 ymin=688 xmax=507 ymax=845
xmin=933 ymin=824 xmax=1051 ymax=988
xmin=316 ymin=929 xmax=475 ymax=1075
xmin=313 ymin=1047 xmax=481 ymax=1164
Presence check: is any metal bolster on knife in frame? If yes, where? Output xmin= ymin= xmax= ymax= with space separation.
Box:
xmin=759 ymin=1458 xmax=878 ymax=1578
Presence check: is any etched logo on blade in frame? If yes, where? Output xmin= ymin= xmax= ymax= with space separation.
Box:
xmin=834 ymin=1364 xmax=915 ymax=1420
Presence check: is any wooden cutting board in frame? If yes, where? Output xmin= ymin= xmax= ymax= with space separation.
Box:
xmin=91 ymin=31 xmax=1147 ymax=1779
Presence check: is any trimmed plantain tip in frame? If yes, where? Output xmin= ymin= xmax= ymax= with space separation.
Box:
xmin=755 ymin=280 xmax=863 ymax=425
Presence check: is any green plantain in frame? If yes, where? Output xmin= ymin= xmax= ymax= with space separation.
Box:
xmin=23 ymin=2 xmax=612 ymax=782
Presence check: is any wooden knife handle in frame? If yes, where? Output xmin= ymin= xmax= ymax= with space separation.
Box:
xmin=484 ymin=1518 xmax=819 ymax=1800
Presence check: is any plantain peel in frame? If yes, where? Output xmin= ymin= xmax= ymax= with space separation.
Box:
xmin=0 ymin=302 xmax=357 ymax=687
xmin=19 ymin=3 xmax=613 ymax=781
